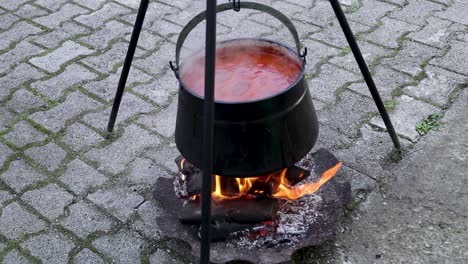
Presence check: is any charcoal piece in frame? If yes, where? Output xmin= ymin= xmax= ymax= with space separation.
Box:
xmin=201 ymin=221 xmax=255 ymax=241
xmin=178 ymin=198 xmax=278 ymax=224
xmin=175 ymin=155 xmax=200 ymax=175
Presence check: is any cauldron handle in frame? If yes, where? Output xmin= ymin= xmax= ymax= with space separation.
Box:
xmin=173 ymin=1 xmax=304 ymax=72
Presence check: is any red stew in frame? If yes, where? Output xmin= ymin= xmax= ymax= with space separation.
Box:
xmin=180 ymin=42 xmax=302 ymax=102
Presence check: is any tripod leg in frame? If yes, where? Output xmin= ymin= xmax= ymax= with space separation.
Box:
xmin=328 ymin=0 xmax=401 ymax=151
xmin=107 ymin=0 xmax=150 ymax=134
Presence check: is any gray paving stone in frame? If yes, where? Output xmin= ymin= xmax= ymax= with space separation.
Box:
xmin=310 ymin=20 xmax=371 ymax=48
xmin=430 ymin=40 xmax=468 ymax=76
xmin=61 ymin=159 xmax=108 ymax=195
xmin=404 ymin=65 xmax=467 ymax=106
xmin=408 ymin=17 xmax=463 ymax=49
xmin=120 ymin=2 xmax=177 ymax=31
xmin=62 ymin=200 xmax=114 ymax=238
xmin=6 ymin=89 xmax=46 ymax=113
xmin=21 ymin=184 xmax=74 ymax=220
xmin=335 ymin=165 xmax=378 ymax=197
xmin=0 ymin=13 xmax=19 ymax=30
xmin=142 ymin=144 xmax=180 ymax=173
xmin=435 ymin=1 xmax=468 ymax=26
xmin=127 ymin=30 xmax=164 ymax=51
xmin=330 ymin=41 xmax=392 ymax=73
xmin=35 ymin=0 xmax=69 ymax=12
xmin=74 ymin=249 xmax=104 ymax=264
xmin=348 ymin=65 xmax=413 ymax=101
xmin=0 ymin=107 xmax=15 ymax=133
xmin=125 ymin=157 xmax=168 ymax=185
xmin=313 ymin=124 xmax=352 ymax=152
xmin=73 ymin=0 xmax=106 ymax=10
xmin=0 ymin=142 xmax=13 ymax=168
xmin=75 ymin=2 xmax=131 ymax=29
xmin=82 ymin=67 xmax=152 ymax=101
xmin=382 ymin=40 xmax=442 ymax=77
xmin=82 ymin=93 xmax=154 ymax=130
xmin=300 ymin=38 xmax=341 ymax=73
xmin=370 ymin=95 xmax=439 ymax=141
xmin=30 ymin=91 xmax=101 ymax=132
xmin=33 ymin=3 xmax=88 ymax=29
xmin=87 ymin=187 xmax=145 ymax=221
xmin=132 ymin=200 xmax=163 ymax=240
xmin=31 ymin=64 xmax=98 ymax=100
xmin=21 ymin=231 xmax=75 ymax=263
xmin=0 ymin=64 xmax=44 ymax=101
xmin=0 ymin=21 xmax=41 ymax=51
xmin=308 ymin=64 xmax=361 ymax=104
xmin=0 ymin=0 xmax=28 ymax=10
xmin=390 ymin=0 xmax=443 ymax=26
xmin=133 ymin=71 xmax=178 ymax=106
xmin=318 ymin=91 xmax=375 ymax=138
xmin=29 ymin=40 xmax=94 ymax=73
xmin=1 ymin=159 xmax=48 ymax=192
xmin=149 ymin=249 xmax=179 ymax=264
xmin=92 ymin=230 xmax=145 ymax=264
xmin=114 ymin=0 xmax=141 ymax=9
xmin=134 ymin=41 xmax=177 ymax=75
xmin=149 ymin=19 xmax=183 ymax=40
xmin=63 ymin=122 xmax=105 ymax=151
xmin=348 ymin=0 xmax=396 ymax=27
xmin=0 ymin=189 xmax=13 ymax=206
xmin=138 ymin=99 xmax=176 ymax=138
xmin=79 ymin=20 xmax=132 ymax=50
xmin=24 ymin=142 xmax=67 ymax=171
xmin=2 ymin=249 xmax=33 ymax=264
xmin=3 ymin=121 xmax=48 ymax=147
xmin=294 ymin=1 xmax=336 ymax=28
xmin=81 ymin=42 xmax=145 ymax=74
xmin=32 ymin=21 xmax=91 ymax=49
xmin=364 ymin=17 xmax=420 ymax=49
xmin=14 ymin=4 xmax=49 ymax=19
xmin=0 ymin=202 xmax=46 ymax=239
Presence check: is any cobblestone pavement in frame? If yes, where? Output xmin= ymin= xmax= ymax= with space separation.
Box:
xmin=0 ymin=0 xmax=466 ymax=263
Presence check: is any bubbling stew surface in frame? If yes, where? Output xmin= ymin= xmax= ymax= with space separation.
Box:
xmin=180 ymin=40 xmax=302 ymax=102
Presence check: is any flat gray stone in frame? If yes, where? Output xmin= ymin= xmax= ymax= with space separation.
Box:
xmin=73 ymin=0 xmax=106 ymax=10
xmin=137 ymin=99 xmax=176 ymax=138
xmin=300 ymin=38 xmax=341 ymax=74
xmin=2 ymin=249 xmax=33 ymax=264
xmin=21 ymin=231 xmax=75 ymax=263
xmin=404 ymin=65 xmax=467 ymax=107
xmin=132 ymin=200 xmax=163 ymax=240
xmin=4 ymin=121 xmax=47 ymax=148
xmin=30 ymin=92 xmax=101 ymax=132
xmin=0 ymin=64 xmax=44 ymax=101
xmin=133 ymin=71 xmax=178 ymax=106
xmin=348 ymin=65 xmax=413 ymax=101
xmin=382 ymin=40 xmax=442 ymax=77
xmin=308 ymin=64 xmax=361 ymax=104
xmin=365 ymin=17 xmax=420 ymax=49
xmin=92 ymin=230 xmax=145 ymax=264
xmin=21 ymin=184 xmax=74 ymax=220
xmin=126 ymin=30 xmax=164 ymax=51
xmin=0 ymin=21 xmax=41 ymax=51
xmin=62 ymin=200 xmax=114 ymax=238
xmin=24 ymin=142 xmax=67 ymax=171
xmin=0 ymin=189 xmax=13 ymax=206
xmin=79 ymin=20 xmax=131 ymax=50
xmin=0 ymin=202 xmax=46 ymax=239
xmin=142 ymin=144 xmax=180 ymax=173
xmin=74 ymin=248 xmax=104 ymax=264
xmin=125 ymin=157 xmax=168 ymax=185
xmin=87 ymin=187 xmax=145 ymax=222
xmin=370 ymin=95 xmax=440 ymax=141
xmin=31 ymin=64 xmax=98 ymax=100
xmin=33 ymin=3 xmax=89 ymax=29
xmin=430 ymin=40 xmax=468 ymax=76
xmin=313 ymin=125 xmax=354 ymax=152
xmin=0 ymin=0 xmax=28 ymax=10
xmin=435 ymin=1 xmax=468 ymax=26
xmin=85 ymin=125 xmax=160 ymax=174
xmin=0 ymin=107 xmax=15 ymax=133
xmin=310 ymin=20 xmax=371 ymax=48
xmin=390 ymin=0 xmax=442 ymax=26
xmin=63 ymin=122 xmax=105 ymax=151
xmin=149 ymin=249 xmax=179 ymax=264
xmin=35 ymin=0 xmax=68 ymax=11
xmin=0 ymin=142 xmax=13 ymax=168
xmin=60 ymin=159 xmax=108 ymax=195
xmin=1 ymin=159 xmax=48 ymax=192
xmin=318 ymin=91 xmax=375 ymax=139
xmin=14 ymin=3 xmax=49 ymax=18
xmin=29 ymin=40 xmax=94 ymax=73
xmin=0 ymin=41 xmax=43 ymax=74
xmin=6 ymin=89 xmax=46 ymax=113
xmin=74 ymin=2 xmax=131 ymax=29
xmin=32 ymin=21 xmax=91 ymax=49
xmin=408 ymin=17 xmax=464 ymax=49
xmin=0 ymin=13 xmax=18 ymax=30
xmin=348 ymin=0 xmax=396 ymax=27
xmin=134 ymin=41 xmax=176 ymax=75
xmin=149 ymin=19 xmax=183 ymax=40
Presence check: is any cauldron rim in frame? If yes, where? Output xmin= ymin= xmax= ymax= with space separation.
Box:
xmin=178 ymin=38 xmax=306 ymax=105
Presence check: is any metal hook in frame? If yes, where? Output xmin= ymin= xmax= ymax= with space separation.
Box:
xmin=300 ymin=47 xmax=308 ymax=64
xmin=169 ymin=61 xmax=180 ymax=79
xmin=229 ymin=0 xmax=241 ymax=12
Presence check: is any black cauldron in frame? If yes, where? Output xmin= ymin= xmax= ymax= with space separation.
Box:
xmin=172 ymin=2 xmax=319 ymax=177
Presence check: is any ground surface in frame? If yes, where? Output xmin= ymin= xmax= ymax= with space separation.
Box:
xmin=0 ymin=0 xmax=466 ymax=263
